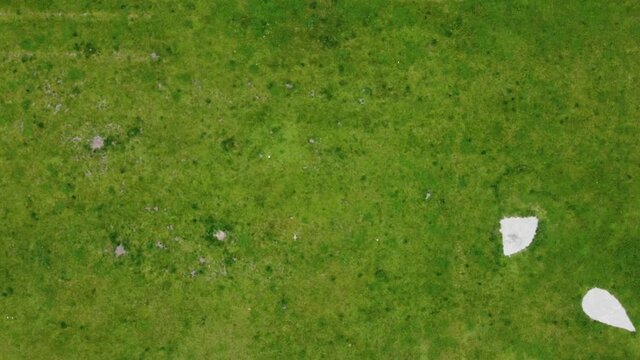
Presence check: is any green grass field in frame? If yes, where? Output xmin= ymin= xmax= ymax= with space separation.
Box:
xmin=1 ymin=1 xmax=640 ymax=358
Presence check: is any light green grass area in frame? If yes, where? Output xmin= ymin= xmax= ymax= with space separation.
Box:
xmin=1 ymin=1 xmax=640 ymax=358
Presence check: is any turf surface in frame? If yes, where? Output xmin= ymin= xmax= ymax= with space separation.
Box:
xmin=1 ymin=1 xmax=640 ymax=358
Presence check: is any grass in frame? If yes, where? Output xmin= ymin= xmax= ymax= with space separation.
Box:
xmin=1 ymin=0 xmax=639 ymax=358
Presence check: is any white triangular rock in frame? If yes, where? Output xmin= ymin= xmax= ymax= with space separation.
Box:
xmin=582 ymin=288 xmax=635 ymax=332
xmin=499 ymin=216 xmax=538 ymax=256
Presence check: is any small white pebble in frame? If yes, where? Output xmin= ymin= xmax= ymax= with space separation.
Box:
xmin=115 ymin=244 xmax=126 ymax=257
xmin=308 ymin=138 xmax=316 ymax=144
xmin=285 ymin=82 xmax=294 ymax=89
xmin=190 ymin=269 xmax=197 ymax=277
xmin=150 ymin=52 xmax=159 ymax=61
xmin=293 ymin=233 xmax=299 ymax=241
xmin=425 ymin=192 xmax=432 ymax=201
xmin=214 ymin=230 xmax=227 ymax=241
xmin=358 ymin=98 xmax=365 ymax=105
xmin=199 ymin=257 xmax=206 ymax=265
xmin=90 ymin=135 xmax=104 ymax=151
xmin=155 ymin=241 xmax=165 ymax=249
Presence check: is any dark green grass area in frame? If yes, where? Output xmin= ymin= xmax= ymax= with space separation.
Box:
xmin=1 ymin=0 xmax=640 ymax=358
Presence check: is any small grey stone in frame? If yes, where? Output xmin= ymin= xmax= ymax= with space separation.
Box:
xmin=214 ymin=230 xmax=227 ymax=241
xmin=90 ymin=135 xmax=104 ymax=151
xmin=115 ymin=244 xmax=126 ymax=257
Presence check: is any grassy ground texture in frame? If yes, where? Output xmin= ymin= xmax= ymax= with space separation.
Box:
xmin=1 ymin=0 xmax=640 ymax=359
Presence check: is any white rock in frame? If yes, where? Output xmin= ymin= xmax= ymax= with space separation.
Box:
xmin=582 ymin=288 xmax=635 ymax=332
xmin=214 ymin=230 xmax=227 ymax=241
xmin=114 ymin=244 xmax=126 ymax=257
xmin=499 ymin=216 xmax=538 ymax=256
xmin=90 ymin=135 xmax=104 ymax=151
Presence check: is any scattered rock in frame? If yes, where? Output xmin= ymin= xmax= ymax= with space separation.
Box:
xmin=499 ymin=216 xmax=538 ymax=256
xmin=90 ymin=135 xmax=104 ymax=151
xmin=114 ymin=244 xmax=126 ymax=257
xmin=198 ymin=257 xmax=206 ymax=265
xmin=150 ymin=52 xmax=159 ymax=61
xmin=190 ymin=269 xmax=197 ymax=277
xmin=582 ymin=288 xmax=635 ymax=332
xmin=155 ymin=241 xmax=165 ymax=249
xmin=214 ymin=230 xmax=227 ymax=241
